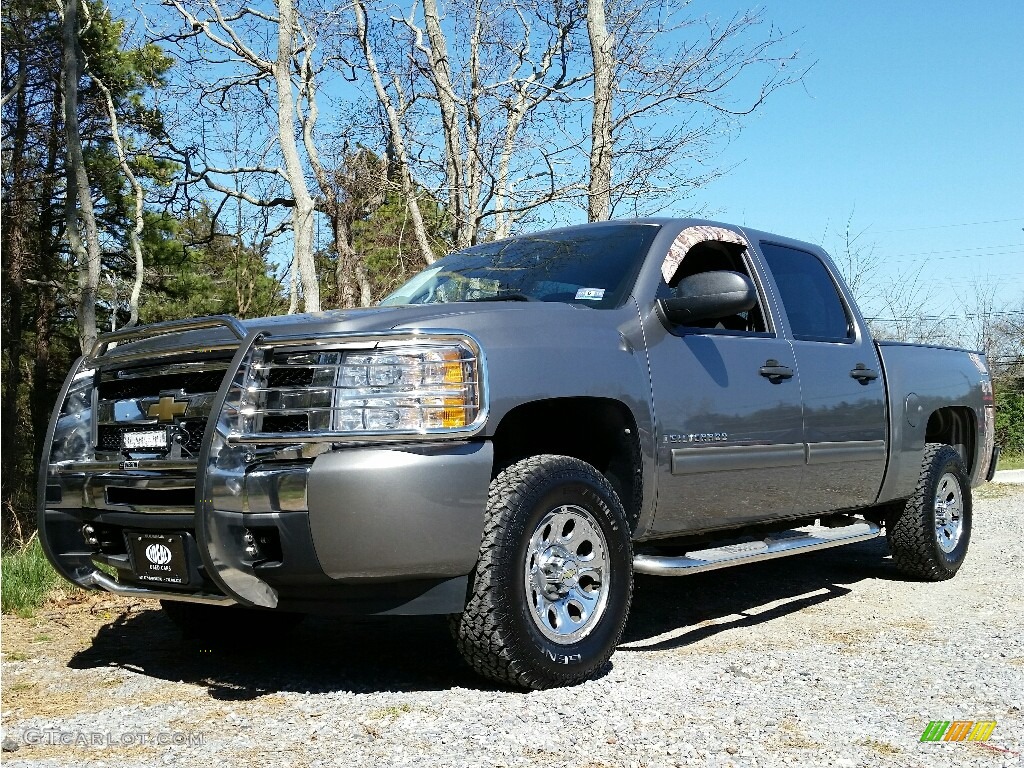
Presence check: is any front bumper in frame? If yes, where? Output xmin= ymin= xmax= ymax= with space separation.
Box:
xmin=41 ymin=441 xmax=493 ymax=613
xmin=38 ymin=318 xmax=493 ymax=615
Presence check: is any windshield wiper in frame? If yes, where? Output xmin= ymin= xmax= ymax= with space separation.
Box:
xmin=463 ymin=292 xmax=535 ymax=302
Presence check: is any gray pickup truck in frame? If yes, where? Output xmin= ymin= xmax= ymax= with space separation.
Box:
xmin=39 ymin=219 xmax=998 ymax=689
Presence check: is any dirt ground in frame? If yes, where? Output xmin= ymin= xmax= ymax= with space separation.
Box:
xmin=2 ymin=482 xmax=1022 ymax=768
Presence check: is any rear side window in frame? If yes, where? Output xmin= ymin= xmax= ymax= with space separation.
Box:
xmin=759 ymin=243 xmax=852 ymax=342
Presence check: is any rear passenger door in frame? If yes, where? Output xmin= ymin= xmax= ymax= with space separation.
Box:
xmin=757 ymin=242 xmax=887 ymax=512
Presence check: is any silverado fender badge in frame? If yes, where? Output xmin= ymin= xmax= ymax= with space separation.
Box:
xmin=664 ymin=433 xmax=728 ymax=444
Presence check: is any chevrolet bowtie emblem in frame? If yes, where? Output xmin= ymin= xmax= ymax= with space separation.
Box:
xmin=148 ymin=396 xmax=188 ymax=423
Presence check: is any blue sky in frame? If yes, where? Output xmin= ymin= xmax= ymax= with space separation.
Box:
xmin=688 ymin=1 xmax=1024 ymax=316
xmin=132 ymin=0 xmax=1021 ymax=325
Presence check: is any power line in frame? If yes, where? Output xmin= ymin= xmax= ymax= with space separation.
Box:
xmin=958 ymin=274 xmax=1024 ymax=280
xmin=873 ymin=217 xmax=1024 ymax=234
xmin=890 ymin=249 xmax=1024 ymax=263
xmin=865 ymin=310 xmax=1024 ymax=322
xmin=880 ymin=242 xmax=1024 ymax=258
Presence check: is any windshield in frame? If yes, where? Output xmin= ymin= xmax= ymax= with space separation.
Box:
xmin=380 ymin=223 xmax=660 ymax=309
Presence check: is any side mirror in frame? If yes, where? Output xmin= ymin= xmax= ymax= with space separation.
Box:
xmin=658 ymin=270 xmax=757 ymax=325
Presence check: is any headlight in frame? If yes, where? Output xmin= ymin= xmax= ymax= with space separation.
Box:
xmin=235 ymin=336 xmax=485 ymax=441
xmin=51 ymin=367 xmax=95 ymax=462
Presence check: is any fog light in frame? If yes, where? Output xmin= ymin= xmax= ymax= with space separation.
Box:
xmin=81 ymin=524 xmax=98 ymax=547
xmin=241 ymin=527 xmax=283 ymax=564
xmin=243 ymin=530 xmax=260 ymax=559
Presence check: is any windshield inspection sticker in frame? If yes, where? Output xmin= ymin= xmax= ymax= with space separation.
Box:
xmin=575 ymin=288 xmax=605 ymax=301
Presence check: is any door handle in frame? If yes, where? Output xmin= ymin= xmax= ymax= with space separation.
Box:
xmin=850 ymin=363 xmax=879 ymax=383
xmin=759 ymin=360 xmax=794 ymax=381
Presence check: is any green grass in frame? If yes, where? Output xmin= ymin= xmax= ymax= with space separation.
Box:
xmin=1 ymin=537 xmax=63 ymax=617
xmin=998 ymin=453 xmax=1024 ymax=471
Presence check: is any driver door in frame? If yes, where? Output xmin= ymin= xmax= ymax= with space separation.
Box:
xmin=645 ymin=233 xmax=805 ymax=535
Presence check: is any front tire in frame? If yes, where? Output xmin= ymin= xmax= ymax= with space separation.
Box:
xmin=451 ymin=455 xmax=634 ymax=689
xmin=887 ymin=443 xmax=972 ymax=581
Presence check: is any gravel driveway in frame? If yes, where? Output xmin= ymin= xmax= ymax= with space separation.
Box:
xmin=3 ymin=485 xmax=1022 ymax=768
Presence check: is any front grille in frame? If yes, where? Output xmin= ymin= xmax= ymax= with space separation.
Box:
xmin=97 ymin=421 xmax=206 ymax=453
xmin=267 ymin=366 xmax=315 ymax=388
xmin=95 ymin=358 xmax=233 ymax=461
xmin=98 ymin=370 xmax=226 ymax=401
xmin=261 ymin=414 xmax=310 ymax=433
xmin=106 ymin=486 xmax=195 ymax=507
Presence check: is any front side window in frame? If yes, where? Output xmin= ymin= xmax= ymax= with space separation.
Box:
xmin=380 ymin=223 xmax=660 ymax=309
xmin=657 ymin=239 xmax=769 ymax=334
xmin=759 ymin=242 xmax=852 ymax=341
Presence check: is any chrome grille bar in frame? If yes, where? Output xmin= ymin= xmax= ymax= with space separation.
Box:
xmin=90 ymin=315 xmax=247 ymax=359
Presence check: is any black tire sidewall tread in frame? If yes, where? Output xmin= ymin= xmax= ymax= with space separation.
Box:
xmin=887 ymin=443 xmax=972 ymax=581
xmin=452 ymin=455 xmax=634 ymax=690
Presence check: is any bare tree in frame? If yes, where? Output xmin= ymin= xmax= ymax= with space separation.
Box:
xmin=93 ymin=74 xmax=146 ymax=327
xmin=353 ymin=0 xmax=438 ymax=262
xmin=956 ymin=279 xmax=1024 ymax=378
xmin=295 ymin=34 xmax=365 ymax=307
xmin=320 ymin=146 xmax=390 ymax=306
xmin=158 ymin=0 xmax=322 ymax=311
xmin=355 ymin=0 xmax=589 ymax=248
xmin=827 ymin=215 xmax=971 ymax=348
xmin=585 ymin=2 xmax=805 ymax=220
xmin=274 ymin=0 xmax=319 ymax=310
xmin=827 ymin=217 xmax=944 ymax=343
xmin=355 ymin=0 xmax=802 ymax=241
xmin=827 ymin=218 xmax=1022 ymax=377
xmin=826 ymin=213 xmax=884 ymax=301
xmin=59 ymin=0 xmax=103 ymax=352
xmin=585 ymin=0 xmax=613 ymax=222
xmin=991 ymin=303 xmax=1024 ymax=379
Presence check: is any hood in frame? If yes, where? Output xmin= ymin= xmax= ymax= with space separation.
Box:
xmin=239 ymin=304 xmax=490 ymax=335
xmin=95 ymin=302 xmax=589 ymax=361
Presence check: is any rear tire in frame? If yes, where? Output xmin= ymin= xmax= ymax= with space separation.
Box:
xmin=159 ymin=600 xmax=305 ymax=641
xmin=887 ymin=443 xmax=972 ymax=581
xmin=451 ymin=455 xmax=633 ymax=689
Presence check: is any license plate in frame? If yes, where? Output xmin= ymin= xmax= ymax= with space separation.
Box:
xmin=123 ymin=430 xmax=168 ymax=450
xmin=126 ymin=532 xmax=189 ymax=585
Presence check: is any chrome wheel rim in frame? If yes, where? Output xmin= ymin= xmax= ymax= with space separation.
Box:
xmin=524 ymin=504 xmax=610 ymax=645
xmin=934 ymin=472 xmax=964 ymax=554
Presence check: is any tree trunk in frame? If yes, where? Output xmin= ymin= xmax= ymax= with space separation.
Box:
xmin=94 ymin=76 xmax=145 ymax=327
xmin=421 ymin=0 xmax=467 ymax=247
xmin=296 ymin=53 xmax=367 ymax=310
xmin=353 ymin=0 xmax=436 ymax=265
xmin=462 ymin=0 xmax=484 ymax=246
xmin=1 ymin=42 xmax=29 ymax=506
xmin=586 ymin=0 xmax=615 ymax=222
xmin=274 ymin=0 xmax=320 ymax=313
xmin=355 ymin=260 xmax=373 ymax=307
xmin=62 ymin=0 xmax=102 ymax=352
xmin=333 ymin=216 xmax=359 ymax=308
xmin=288 ymin=256 xmax=299 ymax=315
xmin=32 ymin=281 xmax=55 ymax=466
xmin=493 ymin=91 xmax=529 ymax=240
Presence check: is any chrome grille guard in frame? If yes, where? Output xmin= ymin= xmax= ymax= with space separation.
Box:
xmin=41 ymin=318 xmax=488 ymax=610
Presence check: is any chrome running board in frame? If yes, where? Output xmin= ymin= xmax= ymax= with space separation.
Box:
xmin=634 ymin=520 xmax=882 ymax=576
